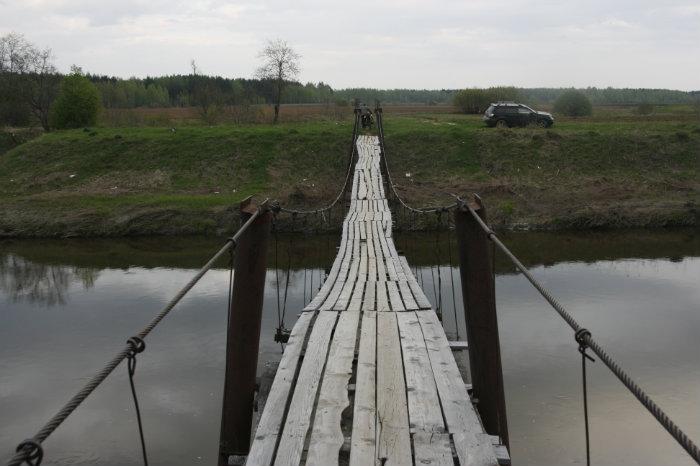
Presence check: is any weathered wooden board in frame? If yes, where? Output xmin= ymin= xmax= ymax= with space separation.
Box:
xmin=306 ymin=311 xmax=360 ymax=465
xmin=273 ymin=312 xmax=338 ymax=466
xmin=376 ymin=312 xmax=412 ymax=465
xmin=246 ymin=312 xmax=315 ymax=466
xmin=349 ymin=311 xmax=377 ymax=466
xmin=413 ymin=433 xmax=453 ymax=466
xmin=396 ymin=312 xmax=444 ymax=433
xmin=417 ymin=310 xmax=499 ymax=466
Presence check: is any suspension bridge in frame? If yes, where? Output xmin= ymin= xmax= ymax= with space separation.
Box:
xmin=6 ymin=107 xmax=700 ymax=466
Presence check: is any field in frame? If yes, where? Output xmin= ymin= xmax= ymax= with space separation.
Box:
xmin=0 ymin=104 xmax=698 ymax=236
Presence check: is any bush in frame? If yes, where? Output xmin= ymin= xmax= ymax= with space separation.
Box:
xmin=51 ymin=71 xmax=101 ymax=129
xmin=454 ymin=89 xmax=488 ymax=114
xmin=636 ymin=102 xmax=654 ymax=115
xmin=553 ymin=90 xmax=592 ymax=117
xmin=454 ymin=86 xmax=519 ymax=114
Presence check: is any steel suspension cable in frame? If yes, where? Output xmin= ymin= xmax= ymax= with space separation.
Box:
xmin=455 ymin=196 xmax=700 ymax=465
xmin=7 ymin=202 xmax=268 ymax=466
xmin=277 ymin=112 xmax=359 ymax=216
xmin=375 ymin=109 xmax=459 ymax=215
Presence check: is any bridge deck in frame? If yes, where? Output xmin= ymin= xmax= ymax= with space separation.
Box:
xmin=246 ymin=135 xmax=501 ymax=466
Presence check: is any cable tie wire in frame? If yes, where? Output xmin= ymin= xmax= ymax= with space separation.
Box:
xmin=575 ymin=328 xmax=595 ymax=362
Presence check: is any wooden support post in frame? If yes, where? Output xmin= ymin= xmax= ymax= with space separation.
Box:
xmin=454 ymin=194 xmax=509 ymax=448
xmin=218 ymin=198 xmax=272 ymax=464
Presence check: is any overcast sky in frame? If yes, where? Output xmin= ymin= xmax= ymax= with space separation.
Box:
xmin=1 ymin=0 xmax=698 ymax=90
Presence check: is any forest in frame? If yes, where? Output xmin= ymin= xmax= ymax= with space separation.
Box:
xmin=86 ymin=75 xmax=697 ymax=109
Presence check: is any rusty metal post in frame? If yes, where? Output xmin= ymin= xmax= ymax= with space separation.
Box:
xmin=218 ymin=198 xmax=271 ymax=464
xmin=454 ymin=194 xmax=509 ymax=448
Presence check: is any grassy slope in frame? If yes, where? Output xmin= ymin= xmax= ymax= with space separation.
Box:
xmin=0 ymin=123 xmax=350 ymax=236
xmin=0 ymin=114 xmax=698 ymax=236
xmin=384 ymin=114 xmax=699 ymax=228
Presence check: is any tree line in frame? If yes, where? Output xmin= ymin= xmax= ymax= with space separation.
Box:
xmin=2 ymin=31 xmax=697 ymax=129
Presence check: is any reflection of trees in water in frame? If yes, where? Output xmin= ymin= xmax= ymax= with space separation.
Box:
xmin=0 ymin=254 xmax=99 ymax=306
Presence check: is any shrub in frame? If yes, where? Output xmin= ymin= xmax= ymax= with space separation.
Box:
xmin=51 ymin=70 xmax=101 ymax=129
xmin=454 ymin=87 xmax=519 ymax=114
xmin=636 ymin=103 xmax=654 ymax=115
xmin=553 ymin=90 xmax=592 ymax=117
xmin=454 ymin=89 xmax=489 ymax=114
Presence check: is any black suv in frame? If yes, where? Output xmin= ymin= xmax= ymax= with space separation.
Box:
xmin=483 ymin=102 xmax=554 ymax=128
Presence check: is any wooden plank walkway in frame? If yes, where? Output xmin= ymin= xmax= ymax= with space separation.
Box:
xmin=247 ymin=135 xmax=502 ymax=466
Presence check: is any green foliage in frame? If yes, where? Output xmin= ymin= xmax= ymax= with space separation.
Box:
xmin=51 ymin=71 xmax=101 ymax=129
xmin=80 ymin=72 xmax=700 ymax=111
xmin=0 ymin=81 xmax=31 ymax=126
xmin=453 ymin=89 xmax=489 ymax=114
xmin=553 ymin=90 xmax=593 ymax=117
xmin=454 ymin=87 xmax=519 ymax=114
xmin=95 ymin=80 xmax=172 ymax=108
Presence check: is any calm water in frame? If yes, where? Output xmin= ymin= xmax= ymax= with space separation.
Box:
xmin=1 ymin=229 xmax=699 ymax=466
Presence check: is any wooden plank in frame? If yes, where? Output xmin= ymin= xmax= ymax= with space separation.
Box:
xmin=246 ymin=312 xmax=315 ymax=466
xmin=305 ymin=221 xmax=350 ymax=310
xmin=307 ymin=312 xmax=361 ymax=466
xmin=273 ymin=312 xmax=339 ymax=466
xmin=362 ymin=279 xmax=376 ymax=311
xmin=413 ymin=433 xmax=453 ymax=466
xmin=372 ymin=224 xmax=387 ymax=281
xmin=398 ymin=257 xmax=432 ymax=310
xmin=348 ymin=279 xmax=365 ymax=312
xmin=376 ymin=281 xmax=390 ymax=312
xmin=376 ymin=312 xmax=412 ymax=466
xmin=358 ymin=241 xmax=368 ymax=281
xmin=416 ymin=311 xmax=499 ymax=466
xmin=358 ymin=171 xmax=367 ymax=199
xmin=334 ymin=237 xmax=360 ymax=310
xmin=488 ymin=434 xmax=511 ymax=465
xmin=349 ymin=311 xmax=377 ymax=466
xmin=398 ymin=280 xmax=419 ymax=311
xmin=396 ymin=312 xmax=444 ymax=432
xmin=449 ymin=341 xmax=469 ymax=351
xmin=386 ymin=281 xmax=405 ymax=311
xmin=319 ymin=220 xmax=355 ymax=311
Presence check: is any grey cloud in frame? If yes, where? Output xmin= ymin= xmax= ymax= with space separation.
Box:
xmin=0 ymin=0 xmax=698 ymax=89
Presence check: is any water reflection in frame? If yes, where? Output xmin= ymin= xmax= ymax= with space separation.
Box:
xmin=0 ymin=254 xmax=99 ymax=306
xmin=0 ymin=229 xmax=698 ymax=466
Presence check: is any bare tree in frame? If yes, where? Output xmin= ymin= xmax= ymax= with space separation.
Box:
xmin=0 ymin=32 xmax=59 ymax=130
xmin=256 ymin=39 xmax=300 ymax=124
xmin=189 ymin=59 xmax=223 ymax=124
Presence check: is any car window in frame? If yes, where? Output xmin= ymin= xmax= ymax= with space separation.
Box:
xmin=504 ymin=106 xmax=518 ymax=114
xmin=486 ymin=105 xmax=495 ymax=114
xmin=518 ymin=107 xmax=532 ymax=114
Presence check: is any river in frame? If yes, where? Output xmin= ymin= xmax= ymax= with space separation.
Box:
xmin=1 ymin=229 xmax=699 ymax=465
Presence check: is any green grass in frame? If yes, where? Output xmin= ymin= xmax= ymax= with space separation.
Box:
xmin=0 ymin=111 xmax=698 ymax=236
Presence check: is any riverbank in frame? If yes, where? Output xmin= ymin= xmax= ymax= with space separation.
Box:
xmin=0 ymin=113 xmax=697 ymax=237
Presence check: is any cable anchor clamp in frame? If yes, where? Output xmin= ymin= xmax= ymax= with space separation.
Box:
xmin=126 ymin=336 xmax=146 ymax=358
xmin=15 ymin=438 xmax=43 ymax=466
xmin=274 ymin=327 xmax=291 ymax=344
xmin=575 ymin=328 xmax=595 ymax=362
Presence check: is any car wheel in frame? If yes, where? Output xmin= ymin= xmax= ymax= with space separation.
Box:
xmin=495 ymin=119 xmax=508 ymax=128
xmin=537 ymin=120 xmax=548 ymax=128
